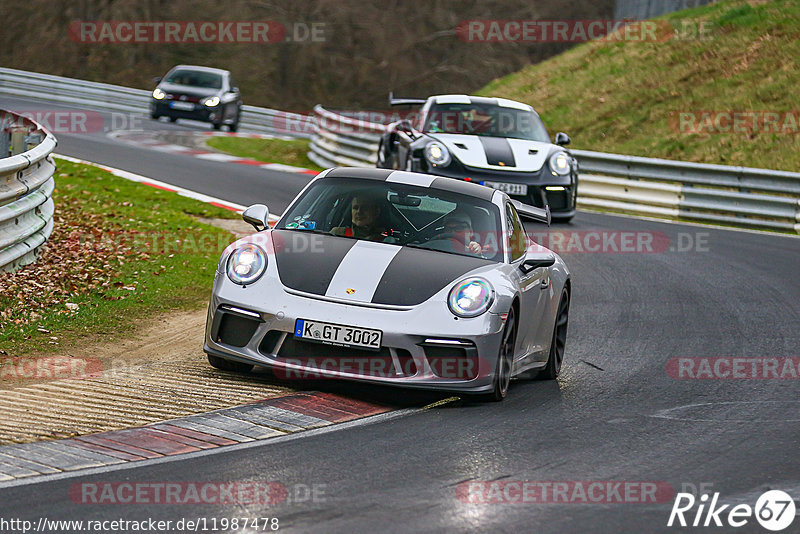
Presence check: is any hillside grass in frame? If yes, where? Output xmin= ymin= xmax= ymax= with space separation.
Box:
xmin=206 ymin=137 xmax=323 ymax=171
xmin=479 ymin=0 xmax=800 ymax=171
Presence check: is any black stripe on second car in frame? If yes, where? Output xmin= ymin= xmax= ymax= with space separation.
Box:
xmin=478 ymin=137 xmax=516 ymax=167
xmin=371 ymin=247 xmax=494 ymax=306
xmin=272 ymin=230 xmax=356 ymax=295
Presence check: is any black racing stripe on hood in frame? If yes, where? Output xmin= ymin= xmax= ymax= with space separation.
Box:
xmin=272 ymin=230 xmax=356 ymax=295
xmin=371 ymin=247 xmax=494 ymax=306
xmin=479 ymin=137 xmax=516 ymax=167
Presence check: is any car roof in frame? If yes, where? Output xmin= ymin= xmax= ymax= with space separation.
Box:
xmin=323 ymin=168 xmax=498 ymax=202
xmin=429 ymin=94 xmax=534 ymax=112
xmin=168 ymin=65 xmax=229 ymax=76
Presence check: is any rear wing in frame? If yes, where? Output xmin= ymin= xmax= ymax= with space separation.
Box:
xmin=511 ymin=200 xmax=551 ymax=226
xmin=389 ymin=92 xmax=427 ymax=106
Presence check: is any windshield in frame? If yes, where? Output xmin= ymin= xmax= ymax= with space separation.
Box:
xmin=279 ymin=177 xmax=504 ymax=262
xmin=423 ymin=103 xmax=550 ymax=142
xmin=164 ymin=69 xmax=223 ymax=89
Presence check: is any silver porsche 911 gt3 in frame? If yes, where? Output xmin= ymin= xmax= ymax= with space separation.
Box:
xmin=204 ymin=167 xmax=571 ymax=401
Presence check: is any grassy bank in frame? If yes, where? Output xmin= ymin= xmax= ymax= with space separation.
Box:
xmin=206 ymin=136 xmax=323 ymax=172
xmin=0 ymin=159 xmax=238 ymax=357
xmin=479 ymin=0 xmax=800 ymax=171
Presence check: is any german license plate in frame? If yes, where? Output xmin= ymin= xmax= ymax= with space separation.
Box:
xmin=482 ymin=181 xmax=528 ymax=196
xmin=294 ymin=319 xmax=382 ymax=350
xmin=170 ymin=101 xmax=195 ymax=110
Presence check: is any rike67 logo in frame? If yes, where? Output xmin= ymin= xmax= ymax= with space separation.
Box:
xmin=668 ymin=489 xmax=796 ymax=531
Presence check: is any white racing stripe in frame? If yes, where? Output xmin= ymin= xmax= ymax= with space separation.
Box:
xmin=325 ymin=241 xmax=402 ymax=302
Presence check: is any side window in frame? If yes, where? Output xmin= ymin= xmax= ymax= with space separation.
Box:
xmin=228 ymin=76 xmax=236 ymax=92
xmin=505 ymin=203 xmax=526 ymax=261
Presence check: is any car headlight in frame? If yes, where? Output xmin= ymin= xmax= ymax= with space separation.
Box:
xmin=548 ymin=151 xmax=571 ymax=176
xmin=203 ymin=96 xmax=220 ymax=107
xmin=424 ymin=141 xmax=452 ymax=167
xmin=152 ymin=88 xmax=166 ymax=100
xmin=226 ymin=244 xmax=267 ymax=285
xmin=448 ymin=278 xmax=494 ymax=318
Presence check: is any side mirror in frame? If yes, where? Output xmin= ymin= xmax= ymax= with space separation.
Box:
xmin=520 ymin=255 xmax=555 ymax=274
xmin=152 ymin=76 xmax=162 ymax=84
xmin=555 ymin=132 xmax=571 ymax=146
xmin=232 ymin=86 xmax=239 ymax=93
xmin=396 ymin=120 xmax=415 ymax=136
xmin=242 ymin=204 xmax=270 ymax=231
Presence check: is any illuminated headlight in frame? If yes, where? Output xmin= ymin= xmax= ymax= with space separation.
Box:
xmin=424 ymin=141 xmax=452 ymax=167
xmin=203 ymin=96 xmax=220 ymax=107
xmin=448 ymin=278 xmax=494 ymax=318
xmin=152 ymin=88 xmax=166 ymax=100
xmin=548 ymin=151 xmax=571 ymax=176
xmin=226 ymin=244 xmax=267 ymax=285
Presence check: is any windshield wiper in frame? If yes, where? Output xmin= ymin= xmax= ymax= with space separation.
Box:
xmin=279 ymin=227 xmax=331 ymax=236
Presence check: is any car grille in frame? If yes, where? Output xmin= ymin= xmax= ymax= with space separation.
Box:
xmin=545 ymin=189 xmax=569 ymax=211
xmin=216 ymin=313 xmax=260 ymax=347
xmin=272 ymin=334 xmax=417 ymax=377
xmin=420 ymin=341 xmax=479 ymax=380
xmin=166 ymin=93 xmax=202 ymax=103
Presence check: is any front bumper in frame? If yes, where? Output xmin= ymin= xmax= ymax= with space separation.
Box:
xmin=204 ymin=279 xmax=507 ymax=393
xmin=411 ymin=159 xmax=577 ymax=216
xmin=151 ymin=101 xmax=219 ymax=123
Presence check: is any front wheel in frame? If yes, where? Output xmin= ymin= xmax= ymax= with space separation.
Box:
xmin=479 ymin=307 xmax=516 ymax=402
xmin=207 ymin=354 xmax=253 ymax=373
xmin=538 ymin=288 xmax=570 ymax=380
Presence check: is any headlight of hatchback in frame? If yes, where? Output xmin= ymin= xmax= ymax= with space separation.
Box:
xmin=152 ymin=88 xmax=166 ymax=100
xmin=204 ymin=96 xmax=220 ymax=107
xmin=424 ymin=141 xmax=452 ymax=167
xmin=226 ymin=244 xmax=267 ymax=285
xmin=548 ymin=151 xmax=571 ymax=176
xmin=448 ymin=278 xmax=494 ymax=318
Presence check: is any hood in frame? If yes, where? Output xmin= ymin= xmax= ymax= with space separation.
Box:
xmin=428 ymin=133 xmax=553 ymax=173
xmin=271 ymin=230 xmax=493 ymax=306
xmin=157 ymin=82 xmax=220 ymax=98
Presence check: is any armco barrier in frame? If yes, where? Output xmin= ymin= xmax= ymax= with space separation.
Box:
xmin=309 ymin=106 xmax=800 ymax=233
xmin=0 ymin=109 xmax=57 ymax=271
xmin=0 ymin=67 xmax=310 ymax=138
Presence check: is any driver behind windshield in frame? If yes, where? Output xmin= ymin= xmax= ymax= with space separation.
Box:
xmin=331 ymin=193 xmax=386 ymax=242
xmin=443 ymin=210 xmax=483 ymax=255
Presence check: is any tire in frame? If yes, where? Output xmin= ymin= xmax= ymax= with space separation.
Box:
xmin=479 ymin=307 xmax=517 ymax=402
xmin=207 ymin=354 xmax=253 ymax=373
xmin=168 ymin=116 xmax=178 ymax=123
xmin=229 ymin=119 xmax=239 ymax=132
xmin=150 ymin=112 xmax=160 ymax=120
xmin=552 ymin=216 xmax=574 ymax=224
xmin=538 ymin=288 xmax=570 ymax=380
xmin=212 ymin=121 xmax=222 ymax=130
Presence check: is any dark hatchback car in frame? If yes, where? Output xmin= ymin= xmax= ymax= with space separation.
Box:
xmin=150 ymin=65 xmax=242 ymax=131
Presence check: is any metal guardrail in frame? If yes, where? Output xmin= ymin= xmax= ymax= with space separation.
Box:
xmin=0 ymin=109 xmax=57 ymax=272
xmin=0 ymin=67 xmax=310 ymax=138
xmin=309 ymin=106 xmax=800 ymax=233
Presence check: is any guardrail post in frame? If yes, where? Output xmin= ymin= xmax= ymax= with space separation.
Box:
xmin=9 ymin=128 xmax=26 ymax=156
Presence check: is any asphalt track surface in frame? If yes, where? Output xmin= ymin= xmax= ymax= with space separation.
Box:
xmin=1 ymin=96 xmax=799 ymax=533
